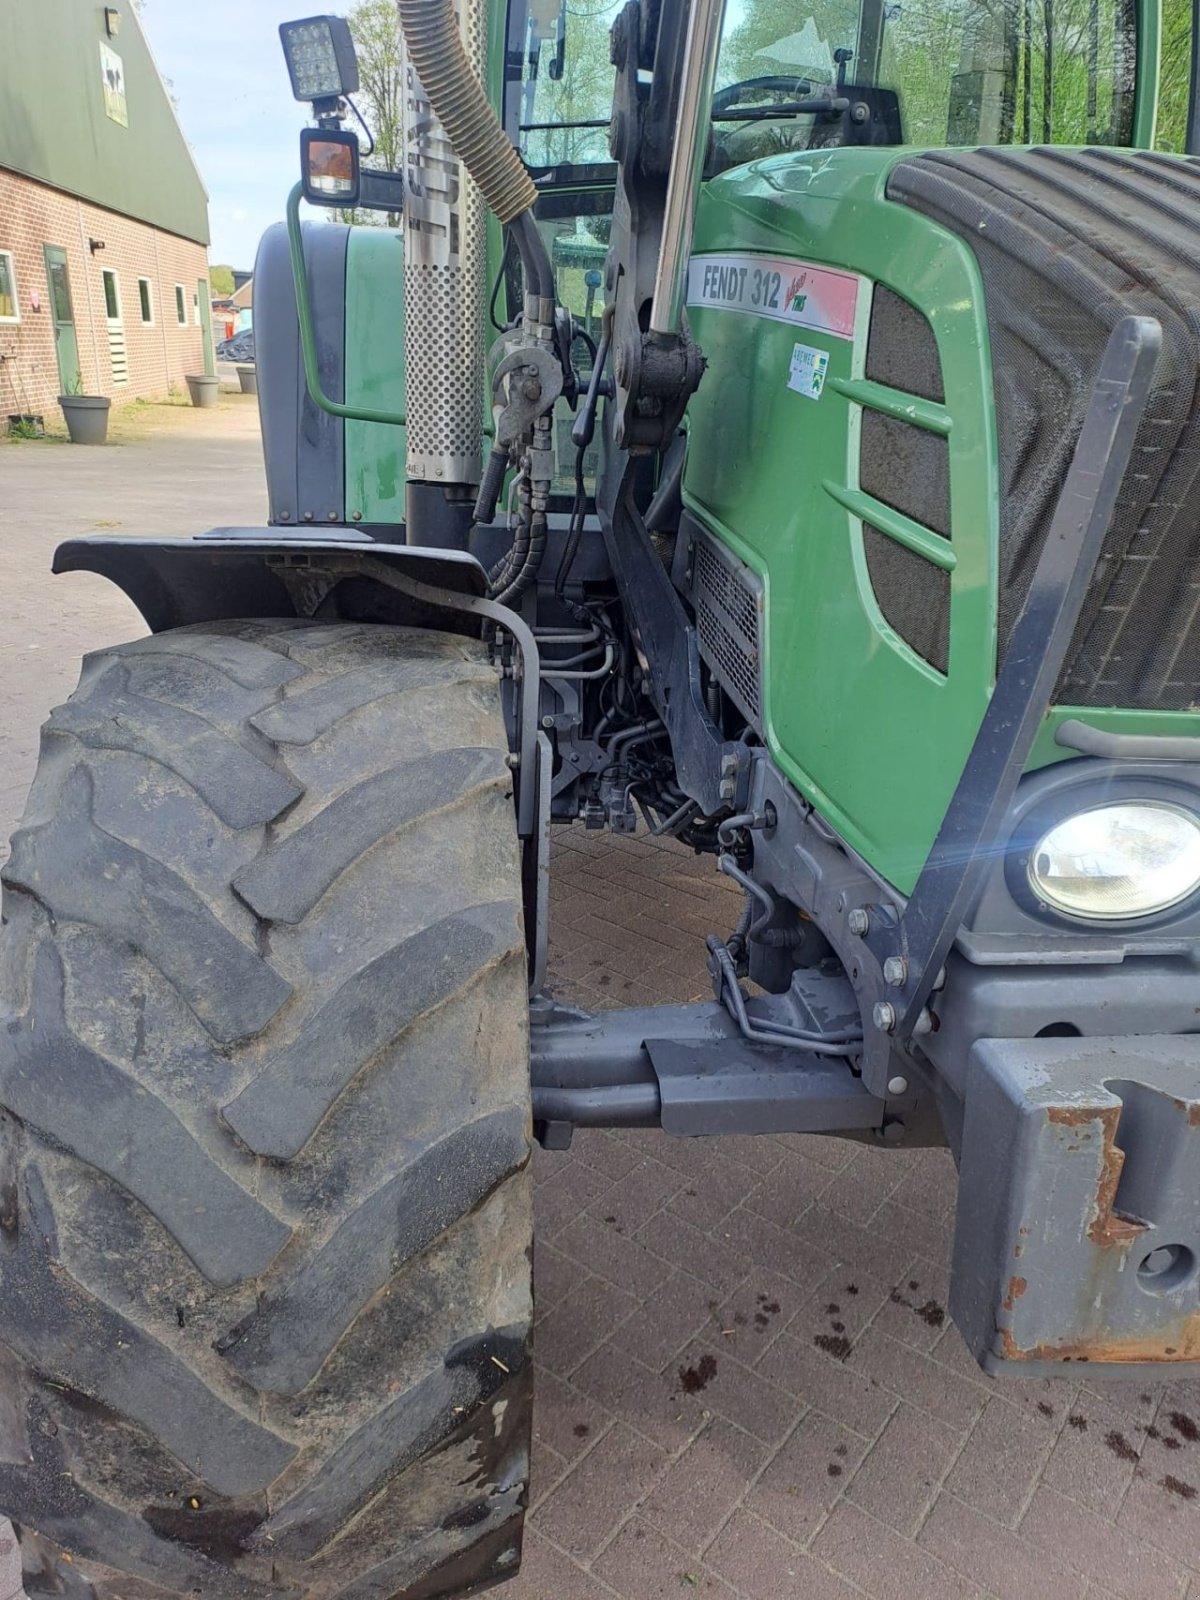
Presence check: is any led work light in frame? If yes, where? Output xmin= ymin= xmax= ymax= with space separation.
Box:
xmin=279 ymin=15 xmax=359 ymax=104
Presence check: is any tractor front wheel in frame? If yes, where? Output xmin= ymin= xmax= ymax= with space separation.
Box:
xmin=0 ymin=619 xmax=532 ymax=1599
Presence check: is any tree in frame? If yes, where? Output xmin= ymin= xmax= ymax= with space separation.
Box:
xmin=209 ymin=264 xmax=235 ymax=297
xmin=338 ymin=0 xmax=404 ymax=226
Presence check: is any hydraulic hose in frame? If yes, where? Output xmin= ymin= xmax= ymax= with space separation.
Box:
xmin=397 ymin=0 xmax=536 ymax=224
xmin=396 ymin=0 xmax=554 ymax=302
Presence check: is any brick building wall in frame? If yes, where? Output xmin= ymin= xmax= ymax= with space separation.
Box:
xmin=0 ymin=168 xmax=209 ymax=420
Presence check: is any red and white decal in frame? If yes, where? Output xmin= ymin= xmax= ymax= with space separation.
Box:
xmin=686 ymin=253 xmax=860 ymax=340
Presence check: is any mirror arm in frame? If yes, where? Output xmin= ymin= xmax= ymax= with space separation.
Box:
xmin=358 ymin=168 xmax=406 ymax=212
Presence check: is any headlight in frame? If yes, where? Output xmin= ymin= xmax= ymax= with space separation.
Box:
xmin=1028 ymin=802 xmax=1200 ymax=921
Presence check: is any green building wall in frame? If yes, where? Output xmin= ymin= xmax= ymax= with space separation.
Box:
xmin=0 ymin=0 xmax=209 ymax=247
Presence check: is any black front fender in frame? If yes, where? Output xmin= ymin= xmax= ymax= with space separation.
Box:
xmin=53 ymin=529 xmax=486 ymax=634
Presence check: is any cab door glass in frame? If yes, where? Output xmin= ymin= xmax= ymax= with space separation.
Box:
xmin=1156 ymin=0 xmax=1194 ymax=149
xmin=711 ymin=0 xmax=1138 ymax=157
xmin=877 ymin=0 xmax=1137 ymax=145
xmin=509 ymin=0 xmax=624 ymax=167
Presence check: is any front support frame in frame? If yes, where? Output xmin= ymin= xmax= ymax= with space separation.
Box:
xmin=529 ymin=995 xmax=891 ymax=1148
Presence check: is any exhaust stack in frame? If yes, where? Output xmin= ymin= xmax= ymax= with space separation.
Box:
xmin=398 ymin=0 xmax=491 ymax=515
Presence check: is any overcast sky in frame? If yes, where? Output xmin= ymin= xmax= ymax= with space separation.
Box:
xmin=139 ymin=0 xmax=328 ymax=268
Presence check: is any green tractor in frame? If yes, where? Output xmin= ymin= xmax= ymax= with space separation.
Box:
xmin=4 ymin=0 xmax=1200 ymax=1592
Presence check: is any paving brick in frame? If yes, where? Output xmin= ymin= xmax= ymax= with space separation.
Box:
xmin=1020 ymin=1483 xmax=1189 ymax=1600
xmin=886 ymin=1151 xmax=958 ymax=1224
xmin=707 ymin=1511 xmax=863 ymax=1598
xmin=637 ymin=1210 xmax=753 ymax=1298
xmin=871 ymin=1254 xmax=952 ymax=1353
xmin=1115 ymin=1468 xmax=1200 ymax=1576
xmin=757 ymin=1332 xmax=898 ymax=1439
xmin=802 ymin=1204 xmax=922 ymax=1285
xmin=994 ymin=1374 xmax=1081 ymax=1429
xmin=534 ymin=1423 xmax=669 ymax=1562
xmin=845 ymin=1401 xmax=961 ymax=1536
xmin=530 ymin=1437 xmax=570 ymax=1509
xmin=1149 ymin=1375 xmax=1200 ymax=1426
xmin=1079 ymin=1375 xmax=1165 ymax=1428
xmin=941 ymin=1392 xmax=1059 ymax=1527
xmin=1041 ymin=1389 xmax=1148 ymax=1516
xmin=665 ymin=1152 xmax=764 ymax=1233
xmin=870 ymin=1195 xmax=955 ymax=1265
xmin=746 ymin=1410 xmax=869 ymax=1546
xmin=708 ymin=1134 xmax=790 ymax=1177
xmin=568 ymin=1340 xmax=703 ymax=1453
xmin=570 ymin=1130 xmax=646 ymax=1185
xmin=641 ymin=1416 xmax=771 ymax=1557
xmin=848 ymin=1327 xmax=988 ymax=1435
xmin=609 ymin=1269 xmax=719 ymax=1373
xmin=667 ymin=1339 xmax=805 ymax=1445
xmin=818 ymin=1148 xmax=907 ymax=1229
xmin=534 ymin=1158 xmax=617 ymax=1240
xmin=812 ymin=1499 xmax=986 ymax=1600
xmin=585 ymin=1152 xmax=691 ymax=1222
xmin=584 ymin=1155 xmax=686 ymax=1236
xmin=507 ymin=1530 xmax=619 ymax=1600
xmin=532 ymin=1238 xmax=590 ymax=1319
xmin=715 ymin=1206 xmax=833 ymax=1286
xmin=929 ymin=1322 xmax=997 ymax=1383
xmin=533 ymin=1369 xmax=614 ymax=1465
xmin=918 ymin=1491 xmax=1088 ymax=1600
xmin=772 ymin=1134 xmax=860 ymax=1173
xmin=536 ymin=1277 xmax=640 ymax=1379
xmin=555 ymin=1211 xmax=674 ymax=1301
xmin=592 ymin=1518 xmax=738 ymax=1600
xmin=741 ymin=1146 xmax=838 ymax=1229
xmin=784 ymin=1266 xmax=893 ymax=1353
xmin=712 ymin=1269 xmax=822 ymax=1367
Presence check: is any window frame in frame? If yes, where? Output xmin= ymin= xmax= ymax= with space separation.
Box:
xmin=0 ymin=250 xmax=19 ymax=324
xmin=175 ymin=283 xmax=187 ymax=325
xmin=137 ymin=276 xmax=154 ymax=325
xmin=101 ymin=267 xmax=122 ymax=323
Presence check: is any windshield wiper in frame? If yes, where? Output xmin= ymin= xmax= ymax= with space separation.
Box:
xmin=520 ymin=117 xmax=612 ymax=131
xmin=711 ymin=97 xmax=850 ymax=121
xmin=521 ymin=98 xmax=852 ymax=136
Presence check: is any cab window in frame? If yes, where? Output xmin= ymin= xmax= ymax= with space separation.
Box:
xmin=710 ymin=0 xmax=1138 ymax=164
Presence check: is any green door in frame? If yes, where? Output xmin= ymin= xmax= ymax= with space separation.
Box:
xmin=197 ymin=278 xmax=215 ymax=377
xmin=43 ymin=246 xmax=80 ymax=394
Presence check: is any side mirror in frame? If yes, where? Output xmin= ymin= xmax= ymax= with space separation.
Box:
xmin=301 ymin=126 xmax=360 ymax=207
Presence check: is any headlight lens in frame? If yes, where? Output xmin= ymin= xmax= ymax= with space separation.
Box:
xmin=1028 ymin=802 xmax=1200 ymax=921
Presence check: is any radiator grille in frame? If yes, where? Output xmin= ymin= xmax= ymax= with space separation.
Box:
xmin=692 ymin=533 xmax=763 ymax=727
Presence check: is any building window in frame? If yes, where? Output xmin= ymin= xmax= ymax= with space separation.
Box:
xmin=175 ymin=284 xmax=187 ymax=325
xmin=0 ymin=252 xmax=18 ymax=322
xmin=137 ymin=277 xmax=153 ymax=325
xmin=101 ymin=268 xmax=121 ymax=321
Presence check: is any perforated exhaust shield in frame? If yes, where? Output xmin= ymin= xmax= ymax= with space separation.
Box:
xmin=399 ymin=0 xmax=488 ymax=486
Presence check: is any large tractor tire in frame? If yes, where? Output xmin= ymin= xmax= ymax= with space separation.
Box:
xmin=0 ymin=620 xmax=533 ymax=1600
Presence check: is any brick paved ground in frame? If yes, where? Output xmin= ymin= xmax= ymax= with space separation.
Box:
xmin=4 ymin=410 xmax=1200 ymax=1600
